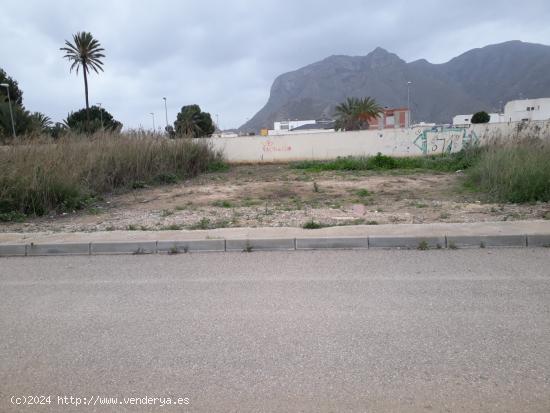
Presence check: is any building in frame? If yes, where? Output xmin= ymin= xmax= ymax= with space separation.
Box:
xmin=268 ymin=119 xmax=335 ymax=136
xmin=503 ymin=98 xmax=550 ymax=122
xmin=452 ymin=97 xmax=550 ymax=126
xmin=363 ymin=108 xmax=411 ymax=129
xmin=452 ymin=113 xmax=503 ymax=126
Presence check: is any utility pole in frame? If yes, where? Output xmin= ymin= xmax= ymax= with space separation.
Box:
xmin=150 ymin=112 xmax=155 ymax=133
xmin=407 ymin=81 xmax=412 ymax=127
xmin=163 ymin=97 xmax=168 ymax=130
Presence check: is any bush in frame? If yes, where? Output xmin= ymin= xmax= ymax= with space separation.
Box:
xmin=292 ymin=148 xmax=482 ymax=173
xmin=467 ymin=138 xmax=550 ymax=202
xmin=471 ymin=111 xmax=490 ymax=124
xmin=0 ymin=132 xmax=224 ymax=216
xmin=65 ymin=106 xmax=122 ymax=134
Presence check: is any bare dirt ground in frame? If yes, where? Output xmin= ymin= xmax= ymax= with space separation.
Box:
xmin=1 ymin=164 xmax=549 ymax=233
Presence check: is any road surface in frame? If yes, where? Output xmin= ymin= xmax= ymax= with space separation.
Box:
xmin=1 ymin=249 xmax=549 ymax=412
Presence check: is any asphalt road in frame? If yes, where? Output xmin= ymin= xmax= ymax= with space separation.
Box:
xmin=1 ymin=249 xmax=549 ymax=412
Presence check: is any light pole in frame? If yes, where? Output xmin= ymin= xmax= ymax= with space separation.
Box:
xmin=162 ymin=97 xmax=168 ymax=130
xmin=96 ymin=102 xmax=103 ymax=129
xmin=407 ymin=81 xmax=412 ymax=127
xmin=150 ymin=112 xmax=155 ymax=133
xmin=0 ymin=83 xmax=16 ymax=138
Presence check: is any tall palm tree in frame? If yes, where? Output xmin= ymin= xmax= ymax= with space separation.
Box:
xmin=334 ymin=96 xmax=383 ymax=131
xmin=60 ymin=32 xmax=105 ymax=121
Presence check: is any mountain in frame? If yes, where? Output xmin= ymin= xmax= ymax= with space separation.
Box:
xmin=241 ymin=41 xmax=550 ymax=131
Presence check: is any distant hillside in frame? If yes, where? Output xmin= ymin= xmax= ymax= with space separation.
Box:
xmin=241 ymin=41 xmax=550 ymax=131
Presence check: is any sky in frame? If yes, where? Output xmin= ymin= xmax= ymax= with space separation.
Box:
xmin=1 ymin=0 xmax=550 ymax=130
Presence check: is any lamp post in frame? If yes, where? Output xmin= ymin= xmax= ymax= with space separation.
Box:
xmin=407 ymin=81 xmax=412 ymax=127
xmin=162 ymin=97 xmax=168 ymax=130
xmin=150 ymin=112 xmax=155 ymax=133
xmin=0 ymin=83 xmax=16 ymax=138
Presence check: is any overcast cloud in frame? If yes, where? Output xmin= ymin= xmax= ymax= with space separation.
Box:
xmin=1 ymin=0 xmax=550 ymax=130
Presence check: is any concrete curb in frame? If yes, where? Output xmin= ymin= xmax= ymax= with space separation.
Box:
xmin=1 ymin=232 xmax=549 ymax=257
xmin=226 ymin=238 xmax=295 ymax=252
xmin=296 ymin=237 xmax=368 ymax=250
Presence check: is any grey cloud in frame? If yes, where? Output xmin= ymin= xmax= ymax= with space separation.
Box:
xmin=1 ymin=0 xmax=549 ymax=129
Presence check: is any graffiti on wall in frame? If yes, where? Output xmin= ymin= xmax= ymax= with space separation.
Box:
xmin=413 ymin=126 xmax=479 ymax=154
xmin=262 ymin=140 xmax=292 ymax=153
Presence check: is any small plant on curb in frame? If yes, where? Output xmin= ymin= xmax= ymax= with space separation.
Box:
xmin=418 ymin=240 xmax=429 ymax=250
xmin=480 ymin=241 xmax=486 ymax=249
xmin=127 ymin=224 xmax=139 ymax=231
xmin=448 ymin=241 xmax=458 ymax=250
xmin=168 ymin=246 xmax=179 ymax=255
xmin=243 ymin=241 xmax=253 ymax=253
xmin=133 ymin=247 xmax=147 ymax=255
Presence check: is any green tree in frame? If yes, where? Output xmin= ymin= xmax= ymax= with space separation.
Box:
xmin=30 ymin=112 xmax=53 ymax=134
xmin=471 ymin=111 xmax=490 ymax=124
xmin=65 ymin=105 xmax=122 ymax=134
xmin=60 ymin=32 xmax=105 ymax=121
xmin=0 ymin=102 xmax=33 ymax=140
xmin=334 ymin=96 xmax=383 ymax=131
xmin=0 ymin=68 xmax=24 ymax=106
xmin=174 ymin=104 xmax=215 ymax=138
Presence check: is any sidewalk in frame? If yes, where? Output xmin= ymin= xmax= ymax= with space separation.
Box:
xmin=1 ymin=221 xmax=549 ymax=256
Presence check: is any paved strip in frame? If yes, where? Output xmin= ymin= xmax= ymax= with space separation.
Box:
xmin=1 ymin=249 xmax=549 ymax=412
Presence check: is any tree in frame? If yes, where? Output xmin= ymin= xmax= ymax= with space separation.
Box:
xmin=174 ymin=104 xmax=215 ymax=138
xmin=30 ymin=112 xmax=53 ymax=134
xmin=60 ymin=32 xmax=105 ymax=121
xmin=471 ymin=111 xmax=490 ymax=124
xmin=0 ymin=68 xmax=24 ymax=106
xmin=65 ymin=105 xmax=122 ymax=134
xmin=334 ymin=96 xmax=383 ymax=131
xmin=0 ymin=102 xmax=33 ymax=140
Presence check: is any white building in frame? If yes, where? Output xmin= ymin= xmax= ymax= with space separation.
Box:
xmin=452 ymin=97 xmax=550 ymax=126
xmin=268 ymin=119 xmax=335 ymax=136
xmin=452 ymin=113 xmax=503 ymax=126
xmin=503 ymin=98 xmax=550 ymax=122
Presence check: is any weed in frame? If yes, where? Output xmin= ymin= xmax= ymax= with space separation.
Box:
xmin=439 ymin=212 xmax=450 ymax=219
xmin=366 ymin=220 xmax=379 ymax=225
xmin=418 ymin=240 xmax=429 ymax=250
xmin=243 ymin=241 xmax=253 ymax=253
xmin=212 ymin=200 xmax=232 ymax=208
xmin=127 ymin=224 xmax=139 ymax=231
xmin=162 ymin=224 xmax=183 ymax=231
xmin=356 ymin=188 xmax=371 ymax=197
xmin=313 ymin=181 xmax=320 ymax=192
xmin=448 ymin=241 xmax=458 ymax=250
xmin=480 ymin=241 xmax=486 ymax=249
xmin=0 ymin=211 xmax=26 ymax=222
xmin=160 ymin=209 xmax=174 ymax=217
xmin=302 ymin=219 xmax=326 ymax=229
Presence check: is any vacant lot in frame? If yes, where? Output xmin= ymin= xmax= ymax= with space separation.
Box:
xmin=1 ymin=164 xmax=548 ymax=233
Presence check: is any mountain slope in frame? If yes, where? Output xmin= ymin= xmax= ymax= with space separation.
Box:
xmin=241 ymin=41 xmax=550 ymax=131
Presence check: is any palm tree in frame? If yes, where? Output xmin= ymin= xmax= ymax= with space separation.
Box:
xmin=334 ymin=96 xmax=383 ymax=131
xmin=60 ymin=32 xmax=105 ymax=121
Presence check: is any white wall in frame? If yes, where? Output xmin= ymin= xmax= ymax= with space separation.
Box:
xmin=203 ymin=121 xmax=550 ymax=163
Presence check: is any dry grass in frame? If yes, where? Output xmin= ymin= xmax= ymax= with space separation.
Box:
xmin=0 ymin=132 xmax=224 ymax=217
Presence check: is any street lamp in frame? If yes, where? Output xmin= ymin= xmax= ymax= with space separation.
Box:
xmin=407 ymin=81 xmax=412 ymax=127
xmin=162 ymin=97 xmax=168 ymax=130
xmin=150 ymin=112 xmax=155 ymax=133
xmin=0 ymin=83 xmax=16 ymax=138
xmin=96 ymin=102 xmax=103 ymax=129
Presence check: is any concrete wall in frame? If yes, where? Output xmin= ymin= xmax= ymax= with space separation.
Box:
xmin=204 ymin=121 xmax=550 ymax=163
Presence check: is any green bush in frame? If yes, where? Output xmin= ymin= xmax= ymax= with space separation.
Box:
xmin=467 ymin=138 xmax=550 ymax=203
xmin=292 ymin=148 xmax=482 ymax=173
